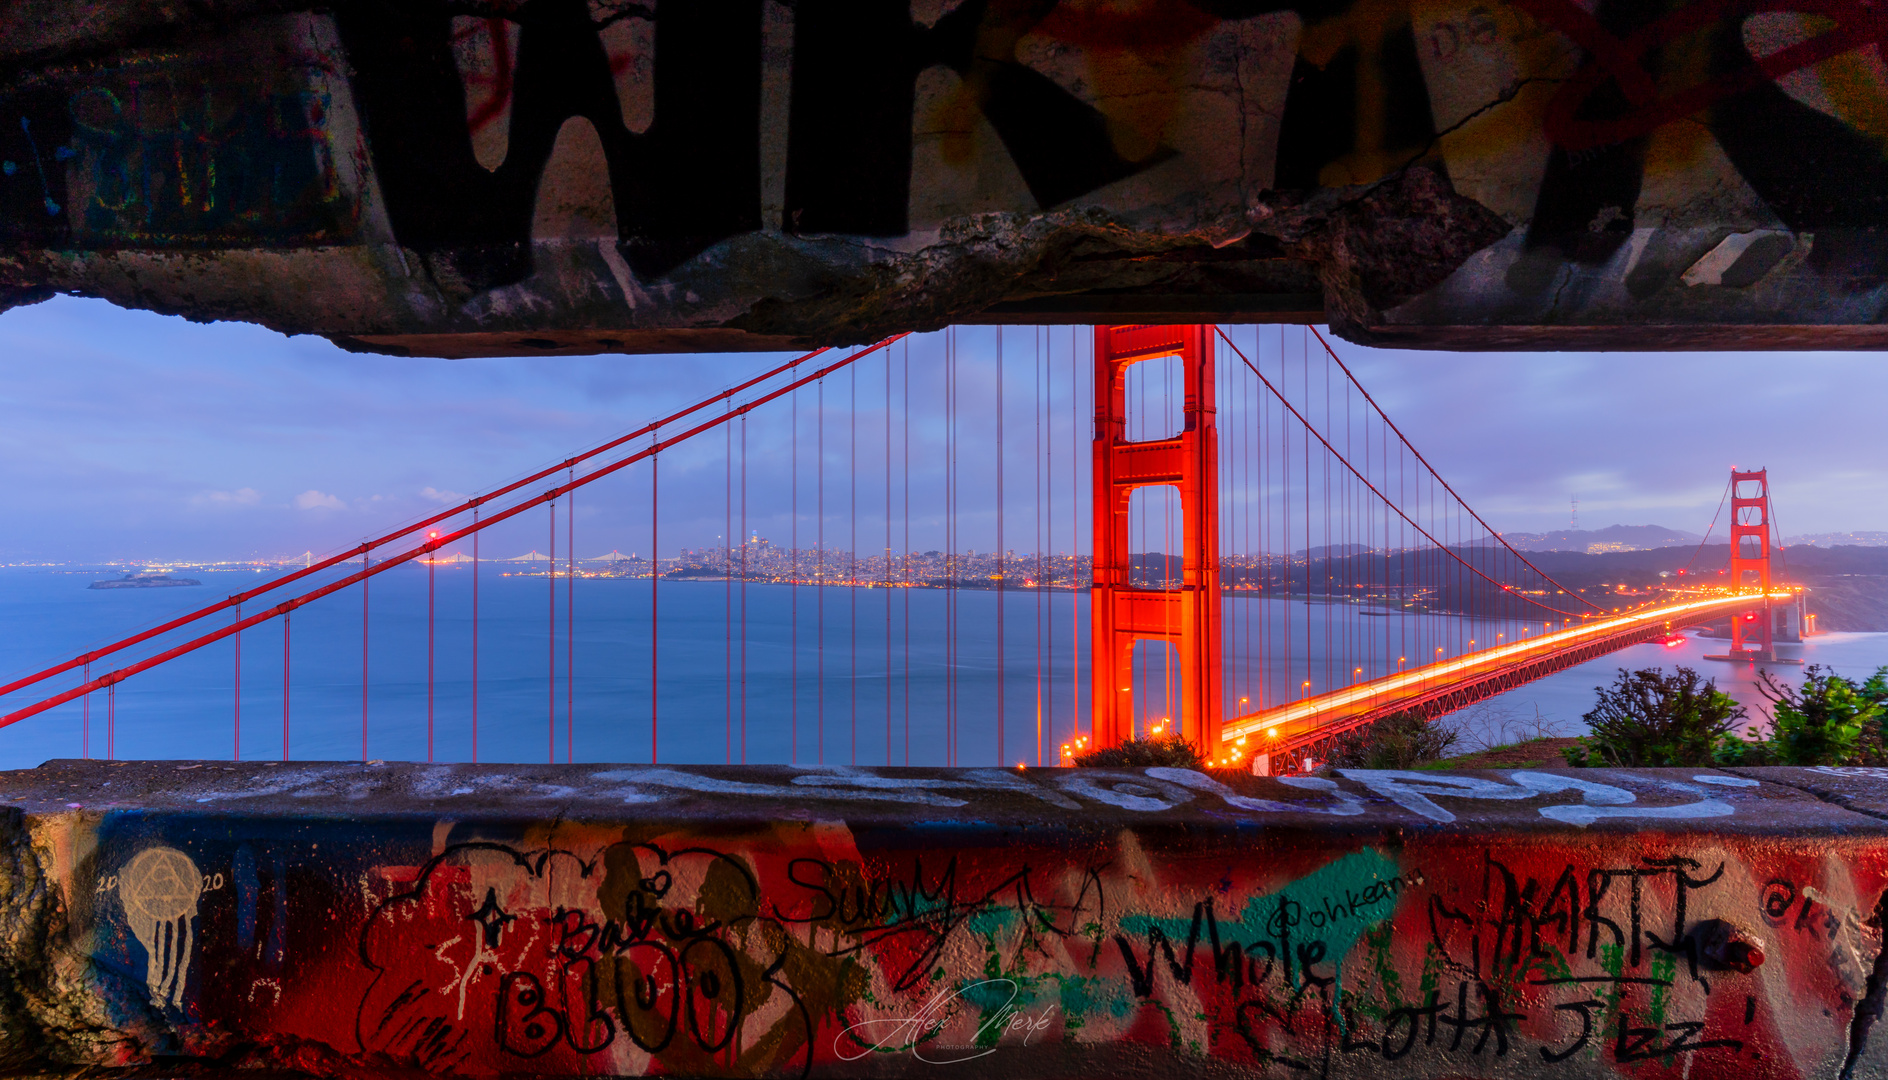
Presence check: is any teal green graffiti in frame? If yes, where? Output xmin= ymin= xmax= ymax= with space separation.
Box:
xmin=1119 ymin=848 xmax=1404 ymax=1020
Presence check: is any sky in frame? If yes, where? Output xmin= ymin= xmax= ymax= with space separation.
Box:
xmin=0 ymin=294 xmax=1883 ymax=564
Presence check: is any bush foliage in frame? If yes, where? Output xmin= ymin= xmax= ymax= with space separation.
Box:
xmin=1073 ymin=734 xmax=1206 ymax=769
xmin=1721 ymin=665 xmax=1888 ymax=766
xmin=1563 ymin=664 xmax=1888 ymax=768
xmin=1561 ymin=667 xmax=1743 ymax=767
xmin=1327 ymin=712 xmax=1460 ymax=769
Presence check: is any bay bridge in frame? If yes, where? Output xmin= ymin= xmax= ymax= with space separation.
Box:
xmin=0 ymin=324 xmax=1787 ymax=772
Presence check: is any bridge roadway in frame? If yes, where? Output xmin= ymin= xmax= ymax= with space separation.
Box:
xmin=1222 ymin=591 xmax=1789 ymax=761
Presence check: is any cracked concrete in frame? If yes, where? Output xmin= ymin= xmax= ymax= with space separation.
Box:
xmin=4 ymin=2 xmax=1885 ymax=354
xmin=0 ymin=760 xmax=1884 ymax=1076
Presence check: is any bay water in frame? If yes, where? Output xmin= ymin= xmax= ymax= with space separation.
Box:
xmin=2 ymin=566 xmax=1883 ymax=769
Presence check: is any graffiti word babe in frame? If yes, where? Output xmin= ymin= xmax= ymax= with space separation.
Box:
xmin=834 ymin=979 xmax=1057 ymax=1064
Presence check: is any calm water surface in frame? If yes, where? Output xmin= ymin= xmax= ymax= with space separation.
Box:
xmin=1 ymin=567 xmax=1881 ymax=767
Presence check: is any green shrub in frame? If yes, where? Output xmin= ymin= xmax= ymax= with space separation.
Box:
xmin=1561 ymin=667 xmax=1744 ymax=768
xmin=1747 ymin=664 xmax=1886 ymax=766
xmin=1327 ymin=712 xmax=1460 ymax=769
xmin=1073 ymin=734 xmax=1205 ymax=769
xmin=1864 ymin=667 xmax=1888 ymax=708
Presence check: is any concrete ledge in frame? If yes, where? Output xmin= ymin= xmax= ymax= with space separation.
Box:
xmin=2 ymin=760 xmax=1886 ymax=1077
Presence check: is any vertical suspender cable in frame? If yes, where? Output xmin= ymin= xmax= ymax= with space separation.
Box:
xmin=944 ymin=329 xmax=954 ymax=763
xmin=107 ymin=682 xmax=115 ymax=761
xmin=1240 ymin=332 xmax=1249 ymax=709
xmin=84 ymin=661 xmax=92 ymax=760
xmin=817 ymin=377 xmax=825 ymax=765
xmin=1325 ymin=345 xmax=1333 ymax=693
xmin=740 ymin=415 xmax=749 ymax=764
xmin=1281 ymin=326 xmax=1290 ymax=709
xmin=359 ymin=556 xmax=367 ymax=762
xmin=1035 ymin=326 xmax=1043 ymax=767
xmin=1043 ymin=328 xmax=1054 ymax=759
xmin=427 ymin=535 xmax=436 ymax=763
xmin=281 ymin=613 xmax=289 ymax=761
xmin=1222 ymin=345 xmax=1232 ymax=713
xmin=651 ymin=455 xmax=659 ymax=764
xmin=1249 ymin=331 xmax=1258 ymax=709
xmin=232 ymin=605 xmax=240 ymax=761
xmin=884 ymin=346 xmax=893 ymax=766
xmin=726 ymin=406 xmax=734 ymax=764
xmin=472 ymin=508 xmax=480 ymax=764
xmin=850 ymin=364 xmax=857 ymax=766
xmin=1303 ymin=329 xmax=1311 ymax=701
xmin=997 ymin=327 xmax=1006 ymax=763
xmin=548 ymin=500 xmax=556 ymax=764
xmin=903 ymin=338 xmax=911 ymax=765
xmin=791 ymin=385 xmax=799 ymax=763
xmin=949 ymin=328 xmax=959 ymax=764
xmin=567 ymin=471 xmax=575 ymax=763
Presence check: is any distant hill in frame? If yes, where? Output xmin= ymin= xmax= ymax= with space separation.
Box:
xmin=1786 ymin=531 xmax=1888 ymax=548
xmin=1293 ymin=543 xmax=1374 ymax=558
xmin=1499 ymin=525 xmax=1703 ymax=552
xmin=1515 ymin=543 xmax=1888 ymax=632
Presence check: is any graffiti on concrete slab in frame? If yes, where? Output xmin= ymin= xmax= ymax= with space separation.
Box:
xmin=116 ymin=846 xmax=203 ymax=1010
xmin=6 ymin=0 xmax=1887 ymax=313
xmin=62 ymin=765 xmax=1885 ymax=1077
xmin=1 ymin=16 xmax=360 ymax=248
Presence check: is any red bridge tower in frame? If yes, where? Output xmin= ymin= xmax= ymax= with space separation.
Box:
xmin=1729 ymin=468 xmax=1774 ymax=660
xmin=1089 ymin=325 xmax=1222 ymax=751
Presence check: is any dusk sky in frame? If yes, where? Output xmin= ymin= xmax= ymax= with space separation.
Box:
xmin=1 ymin=294 xmax=1882 ymax=564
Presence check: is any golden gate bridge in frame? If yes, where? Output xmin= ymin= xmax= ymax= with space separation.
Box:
xmin=0 ymin=326 xmax=1788 ymax=772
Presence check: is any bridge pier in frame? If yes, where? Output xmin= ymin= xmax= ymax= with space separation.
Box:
xmin=2 ymin=759 xmax=1886 ymax=1078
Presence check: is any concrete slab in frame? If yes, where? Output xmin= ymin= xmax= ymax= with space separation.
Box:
xmin=7 ymin=7 xmax=1888 ymax=352
xmin=1726 ymin=765 xmax=1888 ymax=823
xmin=1 ymin=761 xmax=1885 ymax=1077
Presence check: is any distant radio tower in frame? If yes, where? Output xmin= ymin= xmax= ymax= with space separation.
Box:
xmin=1570 ymin=498 xmax=1579 ymax=531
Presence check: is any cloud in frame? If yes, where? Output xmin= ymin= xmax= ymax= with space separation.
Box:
xmin=293 ymin=489 xmax=345 ymax=510
xmin=419 ymin=486 xmax=466 ymax=504
xmin=192 ymin=487 xmax=261 ymax=507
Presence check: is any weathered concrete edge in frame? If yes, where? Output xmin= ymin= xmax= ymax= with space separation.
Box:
xmin=6 ymin=760 xmax=1886 ymax=837
xmin=8 ymin=762 xmax=1888 ymax=1077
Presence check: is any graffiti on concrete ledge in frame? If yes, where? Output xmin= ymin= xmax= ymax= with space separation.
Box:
xmin=5 ymin=0 xmax=1887 ymax=309
xmin=57 ymin=765 xmax=1888 ymax=1077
